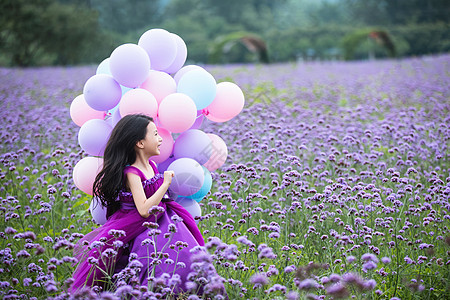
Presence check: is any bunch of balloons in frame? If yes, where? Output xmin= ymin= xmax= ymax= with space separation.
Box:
xmin=70 ymin=28 xmax=245 ymax=224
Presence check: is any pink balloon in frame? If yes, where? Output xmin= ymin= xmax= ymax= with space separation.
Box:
xmin=204 ymin=112 xmax=228 ymax=123
xmin=109 ymin=43 xmax=151 ymax=88
xmin=70 ymin=94 xmax=105 ymax=127
xmin=158 ymin=93 xmax=197 ymax=133
xmin=151 ymin=127 xmax=174 ymax=163
xmin=138 ymin=29 xmax=177 ymax=71
xmin=173 ymin=65 xmax=204 ymax=84
xmin=73 ymin=157 xmax=103 ymax=195
xmin=203 ymin=133 xmax=228 ymax=171
xmin=83 ymin=74 xmax=122 ymax=111
xmin=140 ymin=71 xmax=177 ymax=105
xmin=204 ymin=82 xmax=245 ymax=121
xmin=119 ymin=88 xmax=158 ymax=119
xmin=163 ymin=33 xmax=187 ymax=74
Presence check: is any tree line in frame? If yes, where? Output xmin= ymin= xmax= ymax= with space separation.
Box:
xmin=1 ymin=0 xmax=448 ymax=66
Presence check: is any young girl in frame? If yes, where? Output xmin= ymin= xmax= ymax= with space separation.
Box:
xmin=71 ymin=114 xmax=205 ymax=293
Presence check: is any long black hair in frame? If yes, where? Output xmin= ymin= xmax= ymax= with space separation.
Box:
xmin=93 ymin=114 xmax=153 ymax=219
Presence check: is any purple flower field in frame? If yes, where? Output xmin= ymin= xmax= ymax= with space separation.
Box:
xmin=1 ymin=55 xmax=449 ymax=299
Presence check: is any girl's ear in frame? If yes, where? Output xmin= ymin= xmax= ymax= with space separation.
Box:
xmin=136 ymin=140 xmax=144 ymax=149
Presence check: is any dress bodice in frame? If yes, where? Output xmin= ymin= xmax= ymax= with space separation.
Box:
xmin=118 ymin=160 xmax=164 ymax=204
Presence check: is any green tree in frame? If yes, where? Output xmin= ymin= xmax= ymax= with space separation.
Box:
xmin=89 ymin=0 xmax=162 ymax=34
xmin=0 ymin=0 xmax=105 ymax=66
xmin=344 ymin=0 xmax=450 ymax=25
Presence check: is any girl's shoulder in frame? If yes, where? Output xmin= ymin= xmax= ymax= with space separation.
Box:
xmin=124 ymin=165 xmax=147 ymax=181
xmin=124 ymin=160 xmax=159 ymax=181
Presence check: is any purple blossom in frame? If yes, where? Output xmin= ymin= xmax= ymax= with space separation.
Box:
xmin=249 ymin=273 xmax=269 ymax=288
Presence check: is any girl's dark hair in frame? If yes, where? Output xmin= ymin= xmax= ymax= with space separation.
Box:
xmin=93 ymin=114 xmax=153 ymax=219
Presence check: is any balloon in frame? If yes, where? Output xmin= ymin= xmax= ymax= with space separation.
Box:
xmin=121 ymin=85 xmax=132 ymax=95
xmin=203 ymin=133 xmax=228 ymax=171
xmin=173 ymin=129 xmax=212 ymax=165
xmin=109 ymin=43 xmax=151 ymax=88
xmin=177 ymin=69 xmax=217 ymax=110
xmin=163 ymin=33 xmax=187 ymax=74
xmin=204 ymin=112 xmax=228 ymax=123
xmin=157 ymin=155 xmax=175 ymax=173
xmin=105 ymin=116 xmax=113 ymax=127
xmin=78 ymin=119 xmax=113 ymax=156
xmin=96 ymin=58 xmax=111 ymax=75
xmin=204 ymin=82 xmax=245 ymax=122
xmin=167 ymin=158 xmax=204 ymax=196
xmin=190 ymin=111 xmax=204 ymax=130
xmin=107 ymin=103 xmax=119 ymax=116
xmin=151 ymin=127 xmax=174 ymax=164
xmin=173 ymin=65 xmax=204 ymax=84
xmin=138 ymin=29 xmax=177 ymax=71
xmin=158 ymin=93 xmax=197 ymax=133
xmin=90 ymin=197 xmax=107 ymax=225
xmin=73 ymin=157 xmax=103 ymax=195
xmin=112 ymin=107 xmax=122 ymax=127
xmin=140 ymin=70 xmax=176 ymax=105
xmin=187 ymin=166 xmax=212 ymax=202
xmin=119 ymin=88 xmax=158 ymax=119
xmin=175 ymin=197 xmax=202 ymax=222
xmin=158 ymin=155 xmax=175 ymax=174
xmin=70 ymin=94 xmax=105 ymax=127
xmin=83 ymin=74 xmax=122 ymax=111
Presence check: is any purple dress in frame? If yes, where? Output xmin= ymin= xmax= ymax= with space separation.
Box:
xmin=71 ymin=160 xmax=205 ymax=293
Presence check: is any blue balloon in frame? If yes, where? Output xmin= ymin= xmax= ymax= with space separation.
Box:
xmin=96 ymin=58 xmax=111 ymax=75
xmin=121 ymin=85 xmax=132 ymax=95
xmin=177 ymin=69 xmax=217 ymax=110
xmin=187 ymin=166 xmax=212 ymax=202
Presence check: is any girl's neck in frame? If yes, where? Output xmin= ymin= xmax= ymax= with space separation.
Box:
xmin=132 ymin=154 xmax=155 ymax=178
xmin=133 ymin=152 xmax=151 ymax=168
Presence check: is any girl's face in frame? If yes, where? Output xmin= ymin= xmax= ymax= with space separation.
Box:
xmin=140 ymin=121 xmax=162 ymax=156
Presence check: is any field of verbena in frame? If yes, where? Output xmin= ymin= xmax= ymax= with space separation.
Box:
xmin=0 ymin=55 xmax=449 ymax=300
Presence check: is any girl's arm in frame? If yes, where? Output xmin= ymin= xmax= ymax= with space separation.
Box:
xmin=126 ymin=171 xmax=174 ymax=218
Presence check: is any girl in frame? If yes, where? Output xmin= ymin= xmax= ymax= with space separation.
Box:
xmin=71 ymin=114 xmax=205 ymax=294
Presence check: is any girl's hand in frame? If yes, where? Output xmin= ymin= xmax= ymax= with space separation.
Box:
xmin=163 ymin=171 xmax=174 ymax=186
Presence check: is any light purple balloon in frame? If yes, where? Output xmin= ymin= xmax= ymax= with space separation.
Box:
xmin=138 ymin=29 xmax=177 ymax=71
xmin=109 ymin=43 xmax=151 ymax=88
xmin=173 ymin=129 xmax=212 ymax=165
xmin=175 ymin=197 xmax=201 ymax=222
xmin=83 ymin=74 xmax=122 ymax=111
xmin=78 ymin=119 xmax=113 ymax=156
xmin=163 ymin=33 xmax=187 ymax=74
xmin=189 ymin=111 xmax=204 ymax=130
xmin=112 ymin=107 xmax=122 ymax=127
xmin=157 ymin=155 xmax=175 ymax=173
xmin=173 ymin=65 xmax=204 ymax=84
xmin=167 ymin=158 xmax=204 ymax=196
xmin=90 ymin=197 xmax=107 ymax=225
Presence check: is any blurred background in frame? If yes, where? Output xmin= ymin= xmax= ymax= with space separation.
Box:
xmin=0 ymin=0 xmax=448 ymax=66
